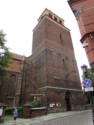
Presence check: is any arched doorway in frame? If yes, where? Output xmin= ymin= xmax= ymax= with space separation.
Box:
xmin=65 ymin=91 xmax=71 ymax=111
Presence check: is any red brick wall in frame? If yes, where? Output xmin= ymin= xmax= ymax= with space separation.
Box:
xmin=0 ymin=53 xmax=24 ymax=106
xmin=31 ymin=12 xmax=83 ymax=110
xmin=69 ymin=0 xmax=94 ymax=69
xmin=32 ymin=15 xmax=81 ymax=89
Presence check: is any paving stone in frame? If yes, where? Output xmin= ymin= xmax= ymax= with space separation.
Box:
xmin=3 ymin=110 xmax=93 ymax=125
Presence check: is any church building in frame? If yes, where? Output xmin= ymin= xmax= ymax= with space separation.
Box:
xmin=0 ymin=8 xmax=84 ymax=111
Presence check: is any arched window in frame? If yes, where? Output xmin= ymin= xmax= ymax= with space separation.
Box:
xmin=7 ymin=74 xmax=16 ymax=97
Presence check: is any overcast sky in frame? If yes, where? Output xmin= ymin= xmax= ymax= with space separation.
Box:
xmin=0 ymin=0 xmax=89 ymax=81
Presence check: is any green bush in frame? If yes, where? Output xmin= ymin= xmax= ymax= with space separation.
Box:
xmin=5 ymin=107 xmax=14 ymax=115
xmin=31 ymin=100 xmax=40 ymax=108
xmin=24 ymin=100 xmax=40 ymax=108
xmin=5 ymin=107 xmax=23 ymax=118
xmin=18 ymin=107 xmax=23 ymax=118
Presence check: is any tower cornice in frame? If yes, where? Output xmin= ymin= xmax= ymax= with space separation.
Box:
xmin=33 ymin=14 xmax=70 ymax=32
xmin=68 ymin=0 xmax=85 ymax=5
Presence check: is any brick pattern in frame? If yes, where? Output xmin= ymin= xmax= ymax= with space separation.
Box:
xmin=31 ymin=10 xmax=83 ymax=110
xmin=69 ymin=0 xmax=94 ymax=69
xmin=0 ymin=53 xmax=24 ymax=106
xmin=0 ymin=9 xmax=84 ymax=109
xmin=32 ymin=16 xmax=81 ymax=89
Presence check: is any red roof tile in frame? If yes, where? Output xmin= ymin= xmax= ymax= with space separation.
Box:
xmin=11 ymin=52 xmax=26 ymax=60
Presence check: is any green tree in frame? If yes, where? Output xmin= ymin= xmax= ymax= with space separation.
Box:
xmin=0 ymin=30 xmax=12 ymax=79
xmin=84 ymin=69 xmax=94 ymax=87
xmin=82 ymin=68 xmax=94 ymax=104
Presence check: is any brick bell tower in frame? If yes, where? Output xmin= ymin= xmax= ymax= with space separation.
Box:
xmin=32 ymin=8 xmax=84 ymax=111
xmin=68 ymin=0 xmax=94 ymax=71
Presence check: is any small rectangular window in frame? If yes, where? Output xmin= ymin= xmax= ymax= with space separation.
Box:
xmin=63 ymin=59 xmax=65 ymax=64
xmin=54 ymin=17 xmax=57 ymax=21
xmin=59 ymin=20 xmax=62 ymax=25
xmin=60 ymin=34 xmax=63 ymax=44
xmin=49 ymin=13 xmax=52 ymax=18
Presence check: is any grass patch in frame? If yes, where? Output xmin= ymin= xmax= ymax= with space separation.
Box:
xmin=5 ymin=115 xmax=13 ymax=120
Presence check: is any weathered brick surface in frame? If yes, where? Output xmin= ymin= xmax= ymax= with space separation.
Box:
xmin=0 ymin=9 xmax=84 ymax=109
xmin=31 ymin=9 xmax=84 ymax=111
xmin=0 ymin=53 xmax=24 ymax=106
xmin=69 ymin=0 xmax=94 ymax=69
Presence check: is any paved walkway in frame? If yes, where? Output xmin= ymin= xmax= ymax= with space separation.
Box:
xmin=1 ymin=110 xmax=94 ymax=125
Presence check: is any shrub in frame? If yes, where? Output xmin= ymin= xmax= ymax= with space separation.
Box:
xmin=5 ymin=106 xmax=23 ymax=118
xmin=24 ymin=100 xmax=40 ymax=108
xmin=18 ymin=107 xmax=23 ymax=118
xmin=31 ymin=100 xmax=40 ymax=108
xmin=5 ymin=107 xmax=13 ymax=115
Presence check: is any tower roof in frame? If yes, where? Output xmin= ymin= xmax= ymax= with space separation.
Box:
xmin=68 ymin=0 xmax=85 ymax=5
xmin=11 ymin=52 xmax=26 ymax=61
xmin=38 ymin=8 xmax=65 ymax=26
xmin=68 ymin=0 xmax=80 ymax=4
